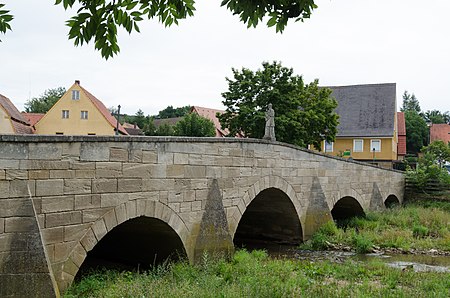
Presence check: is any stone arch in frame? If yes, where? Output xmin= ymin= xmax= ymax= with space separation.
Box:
xmin=58 ymin=199 xmax=190 ymax=292
xmin=384 ymin=194 xmax=401 ymax=208
xmin=229 ymin=176 xmax=303 ymax=245
xmin=331 ymin=196 xmax=365 ymax=222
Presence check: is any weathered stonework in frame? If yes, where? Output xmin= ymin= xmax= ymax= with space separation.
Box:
xmin=0 ymin=135 xmax=404 ymax=297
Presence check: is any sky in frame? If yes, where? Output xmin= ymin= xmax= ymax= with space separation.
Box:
xmin=0 ymin=0 xmax=449 ymax=116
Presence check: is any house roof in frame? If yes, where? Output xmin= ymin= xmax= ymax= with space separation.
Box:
xmin=122 ymin=122 xmax=143 ymax=135
xmin=191 ymin=106 xmax=229 ymax=137
xmin=0 ymin=93 xmax=33 ymax=134
xmin=153 ymin=117 xmax=184 ymax=127
xmin=78 ymin=84 xmax=128 ymax=135
xmin=22 ymin=112 xmax=44 ymax=126
xmin=326 ymin=83 xmax=397 ymax=137
xmin=430 ymin=124 xmax=450 ymax=144
xmin=397 ymin=112 xmax=406 ymax=135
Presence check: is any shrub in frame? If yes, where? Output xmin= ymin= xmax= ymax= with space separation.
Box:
xmin=353 ymin=234 xmax=373 ymax=253
xmin=412 ymin=225 xmax=429 ymax=238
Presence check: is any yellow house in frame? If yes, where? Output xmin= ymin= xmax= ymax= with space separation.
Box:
xmin=320 ymin=83 xmax=398 ymax=168
xmin=0 ymin=93 xmax=33 ymax=134
xmin=35 ymin=80 xmax=128 ymax=136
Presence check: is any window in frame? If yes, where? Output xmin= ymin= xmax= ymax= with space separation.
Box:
xmin=72 ymin=90 xmax=80 ymax=100
xmin=55 ymin=132 xmax=64 ymax=135
xmin=371 ymin=139 xmax=381 ymax=152
xmin=324 ymin=141 xmax=333 ymax=152
xmin=353 ymin=139 xmax=364 ymax=152
xmin=81 ymin=111 xmax=88 ymax=119
xmin=62 ymin=110 xmax=69 ymax=119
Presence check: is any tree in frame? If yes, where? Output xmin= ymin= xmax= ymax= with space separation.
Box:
xmin=157 ymin=105 xmax=191 ymax=119
xmin=0 ymin=1 xmax=318 ymax=59
xmin=24 ymin=87 xmax=66 ymax=113
xmin=421 ymin=140 xmax=450 ymax=168
xmin=423 ymin=110 xmax=450 ymax=124
xmin=174 ymin=113 xmax=216 ymax=137
xmin=404 ymin=110 xmax=429 ymax=154
xmin=218 ymin=61 xmax=339 ymax=149
xmin=400 ymin=91 xmax=421 ymax=113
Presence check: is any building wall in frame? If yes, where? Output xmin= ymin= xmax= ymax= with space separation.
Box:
xmin=323 ymin=137 xmax=397 ymax=161
xmin=35 ymin=84 xmax=115 ymax=135
xmin=0 ymin=107 xmax=14 ymax=134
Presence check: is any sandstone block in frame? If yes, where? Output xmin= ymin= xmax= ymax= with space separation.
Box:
xmin=80 ymin=228 xmax=97 ymax=252
xmin=29 ymin=143 xmax=62 ymax=160
xmin=142 ymin=150 xmax=157 ymax=163
xmin=92 ymin=179 xmax=117 ymax=194
xmin=75 ymin=194 xmax=101 ymax=210
xmin=45 ymin=211 xmax=82 ymax=228
xmin=42 ymin=227 xmax=64 ymax=244
xmin=41 ymin=196 xmax=74 ymax=213
xmin=168 ymin=191 xmax=183 ymax=203
xmin=75 ymin=169 xmax=95 ymax=179
xmin=180 ymin=202 xmax=191 ymax=213
xmin=71 ymin=243 xmax=87 ymax=268
xmin=184 ymin=165 xmax=206 ymax=178
xmin=110 ymin=147 xmax=128 ymax=162
xmin=5 ymin=217 xmax=36 ymax=232
xmin=20 ymin=160 xmax=70 ymax=170
xmin=103 ymin=210 xmax=118 ymax=231
xmin=158 ymin=152 xmax=173 ymax=165
xmin=168 ymin=202 xmax=180 ymax=213
xmin=142 ymin=178 xmax=175 ymax=191
xmin=125 ymin=200 xmax=137 ymax=219
xmin=36 ymin=179 xmax=63 ymax=197
xmin=80 ymin=143 xmax=109 ymax=161
xmin=0 ymin=198 xmax=34 ymax=217
xmin=70 ymin=161 xmax=95 ymax=170
xmin=117 ymin=178 xmax=143 ymax=193
xmin=62 ymin=142 xmax=81 ymax=159
xmin=0 ymin=143 xmax=28 ymax=159
xmin=174 ymin=153 xmax=189 ymax=165
xmin=129 ymin=149 xmax=143 ymax=162
xmin=82 ymin=208 xmax=110 ymax=223
xmin=50 ymin=170 xmax=75 ymax=179
xmin=92 ymin=219 xmax=108 ymax=241
xmin=0 ymin=218 xmax=4 ymax=233
xmin=100 ymin=193 xmax=129 ymax=208
xmin=95 ymin=162 xmax=122 ymax=178
xmin=64 ymin=179 xmax=91 ymax=195
xmin=115 ymin=204 xmax=127 ymax=224
xmin=191 ymin=200 xmax=202 ymax=211
xmin=64 ymin=223 xmax=90 ymax=242
xmin=29 ymin=170 xmax=50 ymax=180
xmin=9 ymin=180 xmax=35 ymax=198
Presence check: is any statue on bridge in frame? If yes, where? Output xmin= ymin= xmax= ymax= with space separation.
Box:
xmin=263 ymin=103 xmax=276 ymax=141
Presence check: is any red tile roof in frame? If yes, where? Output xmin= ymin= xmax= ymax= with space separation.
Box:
xmin=430 ymin=124 xmax=450 ymax=144
xmin=191 ymin=106 xmax=230 ymax=137
xmin=0 ymin=93 xmax=33 ymax=134
xmin=397 ymin=112 xmax=406 ymax=135
xmin=79 ymin=85 xmax=128 ymax=135
xmin=22 ymin=112 xmax=44 ymax=126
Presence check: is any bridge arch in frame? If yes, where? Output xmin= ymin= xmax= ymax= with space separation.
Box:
xmin=230 ymin=176 xmax=303 ymax=248
xmin=384 ymin=194 xmax=401 ymax=208
xmin=331 ymin=196 xmax=365 ymax=222
xmin=59 ymin=199 xmax=190 ymax=292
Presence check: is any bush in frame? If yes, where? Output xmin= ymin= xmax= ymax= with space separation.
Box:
xmin=353 ymin=234 xmax=373 ymax=253
xmin=412 ymin=225 xmax=429 ymax=238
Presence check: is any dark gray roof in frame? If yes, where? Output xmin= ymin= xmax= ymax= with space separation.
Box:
xmin=326 ymin=83 xmax=396 ymax=137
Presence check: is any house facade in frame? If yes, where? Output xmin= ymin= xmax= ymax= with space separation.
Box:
xmin=34 ymin=80 xmax=127 ymax=135
xmin=0 ymin=93 xmax=33 ymax=134
xmin=430 ymin=123 xmax=450 ymax=144
xmin=320 ymin=83 xmax=398 ymax=168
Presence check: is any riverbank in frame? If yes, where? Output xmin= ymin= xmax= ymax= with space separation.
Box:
xmin=301 ymin=200 xmax=450 ymax=254
xmin=65 ymin=250 xmax=450 ymax=297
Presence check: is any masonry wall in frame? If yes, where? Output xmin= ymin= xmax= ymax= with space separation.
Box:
xmin=0 ymin=135 xmax=405 ymax=297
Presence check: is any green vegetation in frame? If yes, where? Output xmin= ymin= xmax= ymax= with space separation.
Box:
xmin=65 ymin=249 xmax=450 ymax=297
xmin=24 ymin=87 xmax=67 ymax=113
xmin=303 ymin=201 xmax=450 ymax=252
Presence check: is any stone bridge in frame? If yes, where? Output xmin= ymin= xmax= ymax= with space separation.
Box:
xmin=0 ymin=135 xmax=404 ymax=297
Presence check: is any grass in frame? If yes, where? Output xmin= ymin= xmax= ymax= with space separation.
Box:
xmin=302 ymin=200 xmax=450 ymax=252
xmin=65 ymin=250 xmax=450 ymax=298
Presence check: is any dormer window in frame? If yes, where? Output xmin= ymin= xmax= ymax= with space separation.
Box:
xmin=72 ymin=90 xmax=80 ymax=100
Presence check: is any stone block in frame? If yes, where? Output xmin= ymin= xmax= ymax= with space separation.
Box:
xmin=110 ymin=147 xmax=129 ymax=162
xmin=0 ymin=218 xmax=3 ymax=233
xmin=29 ymin=170 xmax=50 ymax=180
xmin=62 ymin=142 xmax=81 ymax=159
xmin=92 ymin=178 xmax=117 ymax=194
xmin=71 ymin=243 xmax=87 ymax=268
xmin=41 ymin=196 xmax=74 ymax=213
xmin=75 ymin=194 xmax=101 ymax=210
xmin=50 ymin=170 xmax=75 ymax=179
xmin=70 ymin=161 xmax=95 ymax=170
xmin=42 ymin=226 xmax=64 ymax=244
xmin=45 ymin=211 xmax=82 ymax=228
xmin=0 ymin=170 xmax=4 ymax=180
xmin=36 ymin=179 xmax=63 ymax=197
xmin=158 ymin=152 xmax=173 ymax=164
xmin=0 ymin=143 xmax=28 ymax=159
xmin=64 ymin=179 xmax=91 ymax=195
xmin=125 ymin=200 xmax=137 ymax=219
xmin=82 ymin=208 xmax=110 ymax=223
xmin=166 ymin=165 xmax=185 ymax=178
xmin=64 ymin=223 xmax=90 ymax=242
xmin=184 ymin=165 xmax=206 ymax=178
xmin=117 ymin=178 xmax=143 ymax=193
xmin=115 ymin=204 xmax=127 ymax=224
xmin=142 ymin=178 xmax=175 ymax=191
xmin=168 ymin=202 xmax=180 ymax=213
xmin=174 ymin=153 xmax=189 ymax=165
xmin=20 ymin=160 xmax=70 ymax=170
xmin=80 ymin=228 xmax=97 ymax=252
xmin=5 ymin=169 xmax=28 ymax=180
xmin=0 ymin=198 xmax=34 ymax=217
xmin=75 ymin=169 xmax=95 ymax=179
xmin=180 ymin=202 xmax=191 ymax=213
xmin=142 ymin=150 xmax=157 ymax=163
xmin=80 ymin=143 xmax=109 ymax=161
xmin=103 ymin=210 xmax=118 ymax=231
xmin=92 ymin=219 xmax=108 ymax=241
xmin=129 ymin=149 xmax=143 ymax=162
xmin=122 ymin=163 xmax=153 ymax=178
xmin=0 ymin=159 xmax=20 ymax=169
xmin=29 ymin=143 xmax=62 ymax=160
xmin=5 ymin=217 xmax=36 ymax=232
xmin=191 ymin=200 xmax=202 ymax=211
xmin=9 ymin=180 xmax=35 ymax=198
xmin=100 ymin=193 xmax=129 ymax=208
xmin=95 ymin=162 xmax=122 ymax=178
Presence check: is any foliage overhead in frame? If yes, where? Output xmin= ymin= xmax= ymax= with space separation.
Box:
xmin=0 ymin=1 xmax=318 ymax=59
xmin=174 ymin=112 xmax=216 ymax=137
xmin=24 ymin=87 xmax=67 ymax=113
xmin=218 ymin=61 xmax=339 ymax=149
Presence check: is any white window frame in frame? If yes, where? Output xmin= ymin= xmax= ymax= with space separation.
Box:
xmin=81 ymin=110 xmax=88 ymax=119
xmin=353 ymin=139 xmax=364 ymax=152
xmin=324 ymin=141 xmax=334 ymax=153
xmin=370 ymin=139 xmax=381 ymax=152
xmin=72 ymin=90 xmax=80 ymax=100
xmin=62 ymin=110 xmax=69 ymax=119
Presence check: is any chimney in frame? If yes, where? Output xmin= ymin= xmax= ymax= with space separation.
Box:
xmin=75 ymin=80 xmax=80 ymax=85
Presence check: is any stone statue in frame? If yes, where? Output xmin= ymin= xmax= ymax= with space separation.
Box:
xmin=263 ymin=103 xmax=276 ymax=141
